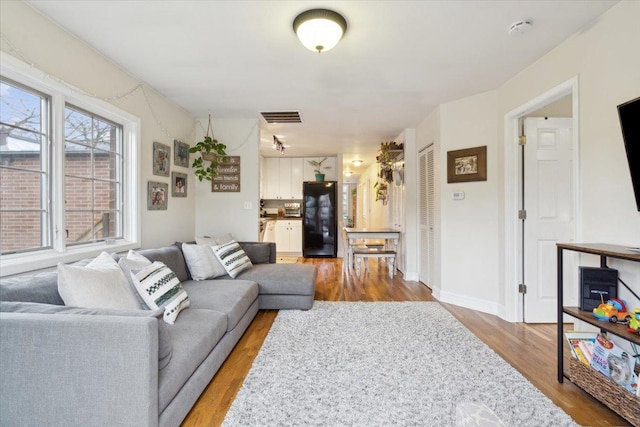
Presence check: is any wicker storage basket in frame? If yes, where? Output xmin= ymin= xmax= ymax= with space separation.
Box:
xmin=568 ymin=357 xmax=640 ymax=426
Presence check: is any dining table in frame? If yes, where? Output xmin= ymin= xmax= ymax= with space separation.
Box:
xmin=343 ymin=228 xmax=401 ymax=277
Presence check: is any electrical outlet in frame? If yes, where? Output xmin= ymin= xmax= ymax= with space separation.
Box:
xmin=243 ymin=202 xmax=252 ymax=210
xmin=452 ymin=192 xmax=465 ymax=200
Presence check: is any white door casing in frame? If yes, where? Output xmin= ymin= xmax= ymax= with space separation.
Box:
xmin=523 ymin=117 xmax=575 ymax=323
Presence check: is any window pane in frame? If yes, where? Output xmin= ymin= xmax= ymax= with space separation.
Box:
xmin=95 ymin=212 xmax=118 ymax=239
xmin=0 ymin=168 xmax=42 ymax=209
xmin=0 ymin=211 xmax=44 ymax=254
xmin=0 ymin=136 xmax=44 ymax=171
xmin=65 ymin=176 xmax=92 ymax=209
xmin=65 ymin=108 xmax=92 ymax=145
xmin=94 ymin=119 xmax=118 ymax=153
xmin=94 ymin=181 xmax=117 ymax=211
xmin=65 ymin=211 xmax=94 ymax=244
xmin=65 ymin=141 xmax=93 ymax=179
xmin=94 ymin=150 xmax=119 ymax=181
xmin=0 ymin=80 xmax=43 ymax=133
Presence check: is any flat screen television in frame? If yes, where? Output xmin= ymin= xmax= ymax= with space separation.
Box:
xmin=617 ymin=96 xmax=640 ymax=211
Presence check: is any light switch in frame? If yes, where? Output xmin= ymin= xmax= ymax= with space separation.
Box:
xmin=243 ymin=202 xmax=252 ymax=210
xmin=452 ymin=192 xmax=465 ymax=200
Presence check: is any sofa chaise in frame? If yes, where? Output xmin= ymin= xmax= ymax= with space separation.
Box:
xmin=0 ymin=241 xmax=316 ymax=427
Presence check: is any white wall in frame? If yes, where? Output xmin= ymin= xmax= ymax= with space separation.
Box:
xmin=497 ymin=0 xmax=640 ymax=318
xmin=437 ymin=91 xmax=501 ymax=313
xmin=414 ymin=0 xmax=640 ymax=319
xmin=194 ymin=118 xmax=260 ymax=241
xmin=0 ymin=1 xmax=197 ymax=251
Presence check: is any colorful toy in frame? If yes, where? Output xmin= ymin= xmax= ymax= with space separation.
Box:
xmin=593 ymin=297 xmax=632 ymax=324
xmin=627 ymin=308 xmax=640 ymax=335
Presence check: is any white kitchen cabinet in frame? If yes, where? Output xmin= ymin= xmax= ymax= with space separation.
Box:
xmin=274 ymin=220 xmax=302 ymax=253
xmin=303 ymin=157 xmax=336 ymax=182
xmin=262 ymin=157 xmax=280 ymax=199
xmin=262 ymin=220 xmax=276 ymax=243
xmin=263 ymin=157 xmax=304 ymax=199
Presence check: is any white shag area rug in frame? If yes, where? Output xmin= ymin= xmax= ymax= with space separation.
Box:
xmin=223 ymin=302 xmax=577 ymax=427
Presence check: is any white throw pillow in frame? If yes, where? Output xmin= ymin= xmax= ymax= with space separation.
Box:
xmin=211 ymin=240 xmax=253 ymax=278
xmin=195 ymin=233 xmax=233 ymax=246
xmin=181 ymin=243 xmax=226 ymax=280
xmin=57 ymin=251 xmax=140 ymax=310
xmin=130 ymin=261 xmax=190 ymax=324
xmin=118 ymin=250 xmax=153 ymax=309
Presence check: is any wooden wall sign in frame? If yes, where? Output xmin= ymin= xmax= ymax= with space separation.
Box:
xmin=211 ymin=156 xmax=241 ymax=192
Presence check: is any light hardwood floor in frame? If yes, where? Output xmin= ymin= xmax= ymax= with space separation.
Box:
xmin=181 ymin=258 xmax=630 ymax=427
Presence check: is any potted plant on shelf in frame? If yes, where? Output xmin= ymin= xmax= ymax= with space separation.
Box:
xmin=189 ymin=115 xmax=228 ymax=181
xmin=308 ymin=157 xmax=332 ymax=182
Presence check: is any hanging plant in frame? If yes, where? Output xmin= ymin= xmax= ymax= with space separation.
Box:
xmin=376 ymin=141 xmax=403 ymax=184
xmin=189 ymin=114 xmax=227 ymax=181
xmin=374 ymin=180 xmax=388 ymax=205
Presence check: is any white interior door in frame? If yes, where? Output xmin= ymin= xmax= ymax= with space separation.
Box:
xmin=419 ymin=146 xmax=434 ymax=287
xmin=524 ymin=117 xmax=575 ymax=322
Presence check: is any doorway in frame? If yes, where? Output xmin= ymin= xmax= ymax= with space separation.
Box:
xmin=503 ymin=77 xmax=580 ymax=323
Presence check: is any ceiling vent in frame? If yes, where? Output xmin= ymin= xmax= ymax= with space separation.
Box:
xmin=261 ymin=111 xmax=302 ymax=124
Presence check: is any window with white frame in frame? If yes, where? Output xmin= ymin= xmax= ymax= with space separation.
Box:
xmin=64 ymin=105 xmax=123 ymax=245
xmin=0 ymin=78 xmax=52 ymax=253
xmin=0 ymin=55 xmax=140 ymax=276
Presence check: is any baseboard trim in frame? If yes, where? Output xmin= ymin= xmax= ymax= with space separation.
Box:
xmin=434 ymin=289 xmax=500 ymax=317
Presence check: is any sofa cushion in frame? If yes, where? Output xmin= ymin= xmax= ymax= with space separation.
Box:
xmin=157 ymin=308 xmax=227 ymax=413
xmin=211 ymin=240 xmax=253 ymax=278
xmin=235 ymin=263 xmax=316 ymax=296
xmin=181 ymin=243 xmax=226 ymax=280
xmin=131 ymin=262 xmax=190 ymax=324
xmin=138 ymin=245 xmax=190 ymax=282
xmin=0 ymin=271 xmax=63 ymax=305
xmin=238 ymin=242 xmax=272 ymax=264
xmin=182 ymin=279 xmax=258 ymax=332
xmin=57 ymin=251 xmax=140 ymax=310
xmin=0 ymin=301 xmax=173 ymax=370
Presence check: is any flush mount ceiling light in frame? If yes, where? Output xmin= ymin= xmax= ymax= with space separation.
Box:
xmin=352 ymin=160 xmax=363 ymax=167
xmin=293 ymin=9 xmax=347 ymax=53
xmin=344 ymin=171 xmax=353 ymax=177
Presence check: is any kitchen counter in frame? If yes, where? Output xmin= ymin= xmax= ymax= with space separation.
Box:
xmin=260 ymin=216 xmax=303 ymax=221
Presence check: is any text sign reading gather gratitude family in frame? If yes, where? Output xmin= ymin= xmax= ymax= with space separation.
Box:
xmin=212 ymin=156 xmax=241 ymax=192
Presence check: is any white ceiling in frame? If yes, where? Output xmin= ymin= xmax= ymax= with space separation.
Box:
xmin=28 ymin=0 xmax=617 ymax=176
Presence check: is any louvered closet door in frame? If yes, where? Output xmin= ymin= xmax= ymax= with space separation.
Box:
xmin=419 ymin=146 xmax=434 ymax=287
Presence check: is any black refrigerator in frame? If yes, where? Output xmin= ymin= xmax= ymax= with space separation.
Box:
xmin=303 ymin=181 xmax=337 ymax=258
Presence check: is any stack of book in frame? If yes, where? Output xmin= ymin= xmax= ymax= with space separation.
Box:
xmin=565 ymin=331 xmax=596 ymax=366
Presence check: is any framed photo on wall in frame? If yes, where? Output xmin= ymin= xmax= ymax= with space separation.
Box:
xmin=148 ymin=181 xmax=168 ymax=210
xmin=447 ymin=146 xmax=487 ymax=183
xmin=171 ymin=172 xmax=187 ymax=197
xmin=174 ymin=140 xmax=190 ymax=168
xmin=153 ymin=142 xmax=171 ymax=177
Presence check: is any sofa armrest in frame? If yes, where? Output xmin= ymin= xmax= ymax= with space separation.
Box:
xmin=0 ymin=313 xmax=159 ymax=427
xmin=238 ymin=241 xmax=276 ymax=264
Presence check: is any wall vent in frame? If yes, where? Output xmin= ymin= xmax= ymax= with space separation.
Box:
xmin=261 ymin=111 xmax=302 ymax=124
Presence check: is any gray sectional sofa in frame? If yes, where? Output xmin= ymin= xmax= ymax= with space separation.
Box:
xmin=0 ymin=241 xmax=316 ymax=427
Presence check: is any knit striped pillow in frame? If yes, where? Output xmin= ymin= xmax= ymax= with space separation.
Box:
xmin=211 ymin=240 xmax=253 ymax=278
xmin=131 ymin=261 xmax=190 ymax=324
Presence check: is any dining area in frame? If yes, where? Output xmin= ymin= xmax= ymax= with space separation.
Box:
xmin=342 ymin=227 xmax=400 ymax=278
